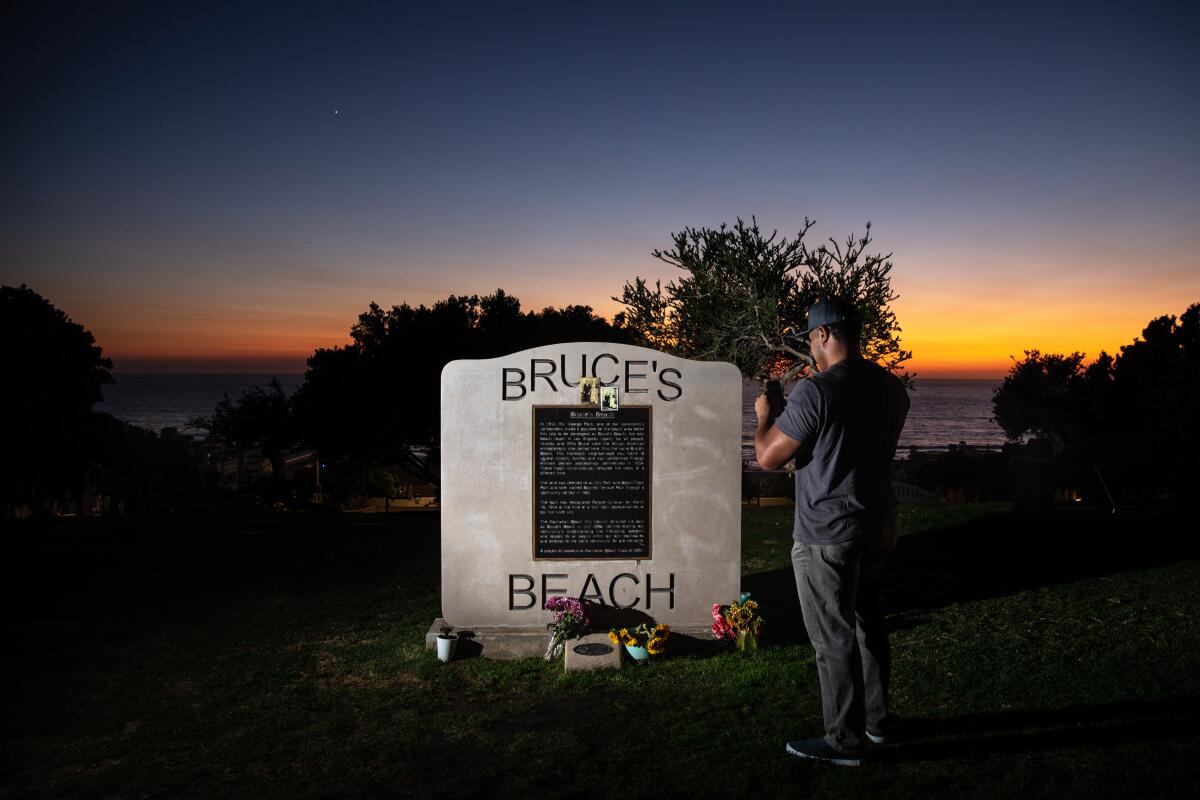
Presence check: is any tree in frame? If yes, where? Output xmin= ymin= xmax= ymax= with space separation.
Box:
xmin=992 ymin=304 xmax=1200 ymax=505
xmin=188 ymin=378 xmax=299 ymax=480
xmin=614 ymin=217 xmax=911 ymax=381
xmin=993 ymin=303 xmax=1200 ymax=449
xmin=991 ymin=350 xmax=1095 ymax=448
xmin=85 ymin=412 xmax=209 ymax=513
xmin=1109 ymin=303 xmax=1200 ymax=446
xmin=2 ymin=284 xmax=114 ymax=513
xmin=291 ymin=290 xmax=632 ymax=501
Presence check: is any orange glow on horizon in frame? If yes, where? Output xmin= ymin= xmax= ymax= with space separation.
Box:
xmin=99 ymin=300 xmax=1184 ymax=380
xmin=101 ymin=310 xmax=1193 ymax=377
xmin=58 ymin=261 xmax=1195 ymax=379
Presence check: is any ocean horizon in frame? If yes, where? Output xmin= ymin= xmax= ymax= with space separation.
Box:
xmin=96 ymin=372 xmax=1008 ymax=457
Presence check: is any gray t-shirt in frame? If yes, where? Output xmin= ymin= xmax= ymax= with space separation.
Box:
xmin=774 ymin=358 xmax=910 ymax=545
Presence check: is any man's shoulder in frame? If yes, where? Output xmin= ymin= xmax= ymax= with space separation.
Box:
xmin=789 ymin=360 xmax=903 ymax=398
xmin=876 ymin=364 xmax=909 ymax=398
xmin=821 ymin=358 xmax=883 ymax=387
xmin=838 ymin=360 xmax=910 ymax=410
xmin=877 ymin=364 xmax=905 ymax=388
xmin=857 ymin=359 xmax=906 ymax=389
xmin=783 ymin=376 xmax=826 ymax=421
xmin=788 ymin=374 xmax=823 ymax=397
xmin=871 ymin=364 xmax=911 ymax=413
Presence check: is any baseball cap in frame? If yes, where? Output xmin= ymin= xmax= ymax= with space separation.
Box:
xmin=800 ymin=298 xmax=859 ymax=335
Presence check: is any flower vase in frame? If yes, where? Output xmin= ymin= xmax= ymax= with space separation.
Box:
xmin=736 ymin=630 xmax=758 ymax=654
xmin=544 ymin=633 xmax=564 ymax=661
xmin=624 ymin=644 xmax=649 ymax=663
xmin=436 ymin=634 xmax=458 ymax=663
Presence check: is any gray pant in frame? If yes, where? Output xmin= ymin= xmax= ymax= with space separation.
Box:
xmin=791 ymin=516 xmax=896 ymax=754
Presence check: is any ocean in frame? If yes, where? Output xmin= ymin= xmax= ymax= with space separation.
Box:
xmin=96 ymin=373 xmax=1007 ymax=460
xmin=96 ymin=374 xmax=307 ymax=436
xmin=739 ymin=378 xmax=1004 ymax=465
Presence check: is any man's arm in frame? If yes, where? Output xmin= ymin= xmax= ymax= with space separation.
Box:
xmin=754 ymin=392 xmax=804 ymax=470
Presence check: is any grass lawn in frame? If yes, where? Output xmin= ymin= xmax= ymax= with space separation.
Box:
xmin=2 ymin=502 xmax=1198 ymax=799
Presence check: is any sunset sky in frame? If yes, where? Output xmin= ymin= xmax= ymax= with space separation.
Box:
xmin=3 ymin=1 xmax=1197 ymax=378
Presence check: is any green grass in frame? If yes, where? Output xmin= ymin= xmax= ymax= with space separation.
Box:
xmin=1 ymin=503 xmax=1197 ymax=799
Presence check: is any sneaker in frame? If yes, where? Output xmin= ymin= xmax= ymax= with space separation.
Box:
xmin=785 ymin=738 xmax=863 ymax=767
xmin=866 ymin=715 xmax=901 ymax=746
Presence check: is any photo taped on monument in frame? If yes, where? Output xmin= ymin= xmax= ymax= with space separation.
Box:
xmin=579 ymin=377 xmax=600 ymax=405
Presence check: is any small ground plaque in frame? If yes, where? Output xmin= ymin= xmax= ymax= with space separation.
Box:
xmin=563 ymin=632 xmax=622 ymax=671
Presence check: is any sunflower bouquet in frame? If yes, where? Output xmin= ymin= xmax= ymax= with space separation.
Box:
xmin=608 ymin=621 xmax=670 ymax=661
xmin=711 ymin=599 xmax=765 ymax=652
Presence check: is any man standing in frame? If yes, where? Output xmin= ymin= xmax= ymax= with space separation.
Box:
xmin=754 ymin=298 xmax=910 ymax=767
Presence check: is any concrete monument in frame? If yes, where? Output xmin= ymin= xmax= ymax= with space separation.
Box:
xmin=429 ymin=343 xmax=741 ymax=658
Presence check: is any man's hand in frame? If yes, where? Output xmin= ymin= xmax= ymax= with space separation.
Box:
xmin=754 ymin=391 xmax=775 ymax=424
xmin=755 ymin=381 xmax=785 ymax=424
xmin=754 ymin=389 xmax=802 ymax=470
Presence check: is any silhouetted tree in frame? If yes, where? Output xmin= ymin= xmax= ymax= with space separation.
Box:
xmin=615 ymin=217 xmax=911 ymax=381
xmin=1109 ymin=304 xmax=1200 ymax=447
xmin=2 ymin=284 xmax=114 ymax=514
xmin=993 ymin=303 xmax=1200 ymax=503
xmin=189 ymin=378 xmax=299 ymax=478
xmin=291 ymin=290 xmax=632 ymax=501
xmin=994 ymin=304 xmax=1200 ymax=449
xmin=85 ymin=412 xmax=207 ymax=513
xmin=991 ymin=350 xmax=1094 ymax=448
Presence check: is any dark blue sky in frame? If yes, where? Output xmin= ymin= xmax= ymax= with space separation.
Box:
xmin=3 ymin=1 xmax=1197 ymax=374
